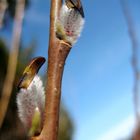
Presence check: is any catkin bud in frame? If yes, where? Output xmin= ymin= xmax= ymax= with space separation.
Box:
xmin=17 ymin=75 xmax=45 ymax=135
xmin=55 ymin=1 xmax=85 ymax=45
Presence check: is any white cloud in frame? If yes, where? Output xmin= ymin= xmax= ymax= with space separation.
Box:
xmin=97 ymin=115 xmax=135 ymax=140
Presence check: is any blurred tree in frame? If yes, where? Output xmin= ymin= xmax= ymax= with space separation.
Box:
xmin=1 ymin=0 xmax=74 ymax=139
xmin=0 ymin=39 xmax=8 ymax=97
xmin=120 ymin=138 xmax=133 ymax=140
xmin=58 ymin=106 xmax=73 ymax=140
xmin=1 ymin=0 xmax=29 ymax=29
xmin=6 ymin=0 xmax=29 ymax=18
xmin=0 ymin=39 xmax=74 ymax=140
xmin=0 ymin=39 xmax=35 ymax=140
xmin=0 ymin=0 xmax=28 ymax=129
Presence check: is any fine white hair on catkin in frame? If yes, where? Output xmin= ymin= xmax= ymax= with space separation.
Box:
xmin=17 ymin=75 xmax=45 ymax=130
xmin=56 ymin=3 xmax=85 ymax=44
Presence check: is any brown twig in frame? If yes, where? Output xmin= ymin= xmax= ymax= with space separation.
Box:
xmin=0 ymin=0 xmax=25 ymax=128
xmin=40 ymin=40 xmax=71 ymax=140
xmin=120 ymin=0 xmax=140 ymax=139
xmin=31 ymin=0 xmax=72 ymax=140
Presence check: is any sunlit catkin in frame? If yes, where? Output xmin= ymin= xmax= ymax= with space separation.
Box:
xmin=17 ymin=75 xmax=45 ymax=135
xmin=56 ymin=0 xmax=85 ymax=45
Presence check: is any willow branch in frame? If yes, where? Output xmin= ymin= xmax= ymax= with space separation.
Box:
xmin=40 ymin=41 xmax=71 ymax=140
xmin=31 ymin=0 xmax=72 ymax=140
xmin=0 ymin=0 xmax=25 ymax=128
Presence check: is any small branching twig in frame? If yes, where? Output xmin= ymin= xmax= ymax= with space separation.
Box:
xmin=0 ymin=0 xmax=25 ymax=128
xmin=120 ymin=0 xmax=140 ymax=139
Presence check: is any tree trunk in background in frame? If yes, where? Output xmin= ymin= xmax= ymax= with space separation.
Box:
xmin=0 ymin=0 xmax=25 ymax=128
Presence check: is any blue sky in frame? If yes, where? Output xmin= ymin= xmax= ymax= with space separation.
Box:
xmin=1 ymin=0 xmax=140 ymax=140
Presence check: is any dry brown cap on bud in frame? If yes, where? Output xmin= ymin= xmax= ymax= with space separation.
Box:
xmin=65 ymin=0 xmax=85 ymax=18
xmin=17 ymin=57 xmax=46 ymax=90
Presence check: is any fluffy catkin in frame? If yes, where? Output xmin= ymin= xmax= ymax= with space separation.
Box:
xmin=17 ymin=75 xmax=45 ymax=131
xmin=56 ymin=4 xmax=85 ymax=45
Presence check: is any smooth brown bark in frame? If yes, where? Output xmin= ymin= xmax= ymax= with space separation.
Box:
xmin=40 ymin=41 xmax=71 ymax=140
xmin=31 ymin=0 xmax=72 ymax=140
